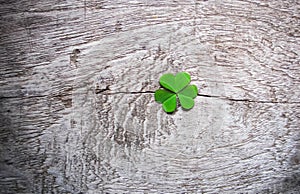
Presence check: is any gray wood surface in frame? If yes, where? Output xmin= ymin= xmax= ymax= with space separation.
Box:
xmin=0 ymin=0 xmax=300 ymax=193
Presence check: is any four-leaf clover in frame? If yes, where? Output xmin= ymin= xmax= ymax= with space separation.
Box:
xmin=154 ymin=72 xmax=198 ymax=113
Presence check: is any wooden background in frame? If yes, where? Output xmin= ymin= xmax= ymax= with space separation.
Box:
xmin=0 ymin=0 xmax=300 ymax=193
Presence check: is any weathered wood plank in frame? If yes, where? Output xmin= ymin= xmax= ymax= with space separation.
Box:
xmin=0 ymin=0 xmax=299 ymax=193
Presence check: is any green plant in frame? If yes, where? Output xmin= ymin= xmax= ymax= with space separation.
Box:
xmin=155 ymin=72 xmax=198 ymax=113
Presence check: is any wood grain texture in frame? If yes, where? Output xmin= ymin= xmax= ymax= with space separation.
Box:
xmin=0 ymin=0 xmax=299 ymax=193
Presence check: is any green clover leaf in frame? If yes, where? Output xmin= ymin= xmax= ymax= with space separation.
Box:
xmin=154 ymin=72 xmax=198 ymax=113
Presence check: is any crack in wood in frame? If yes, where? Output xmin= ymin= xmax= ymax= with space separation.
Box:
xmin=1 ymin=91 xmax=299 ymax=105
xmin=100 ymin=91 xmax=300 ymax=104
xmin=197 ymin=94 xmax=300 ymax=104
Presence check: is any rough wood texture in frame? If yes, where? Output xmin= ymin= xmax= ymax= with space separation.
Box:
xmin=0 ymin=0 xmax=300 ymax=193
